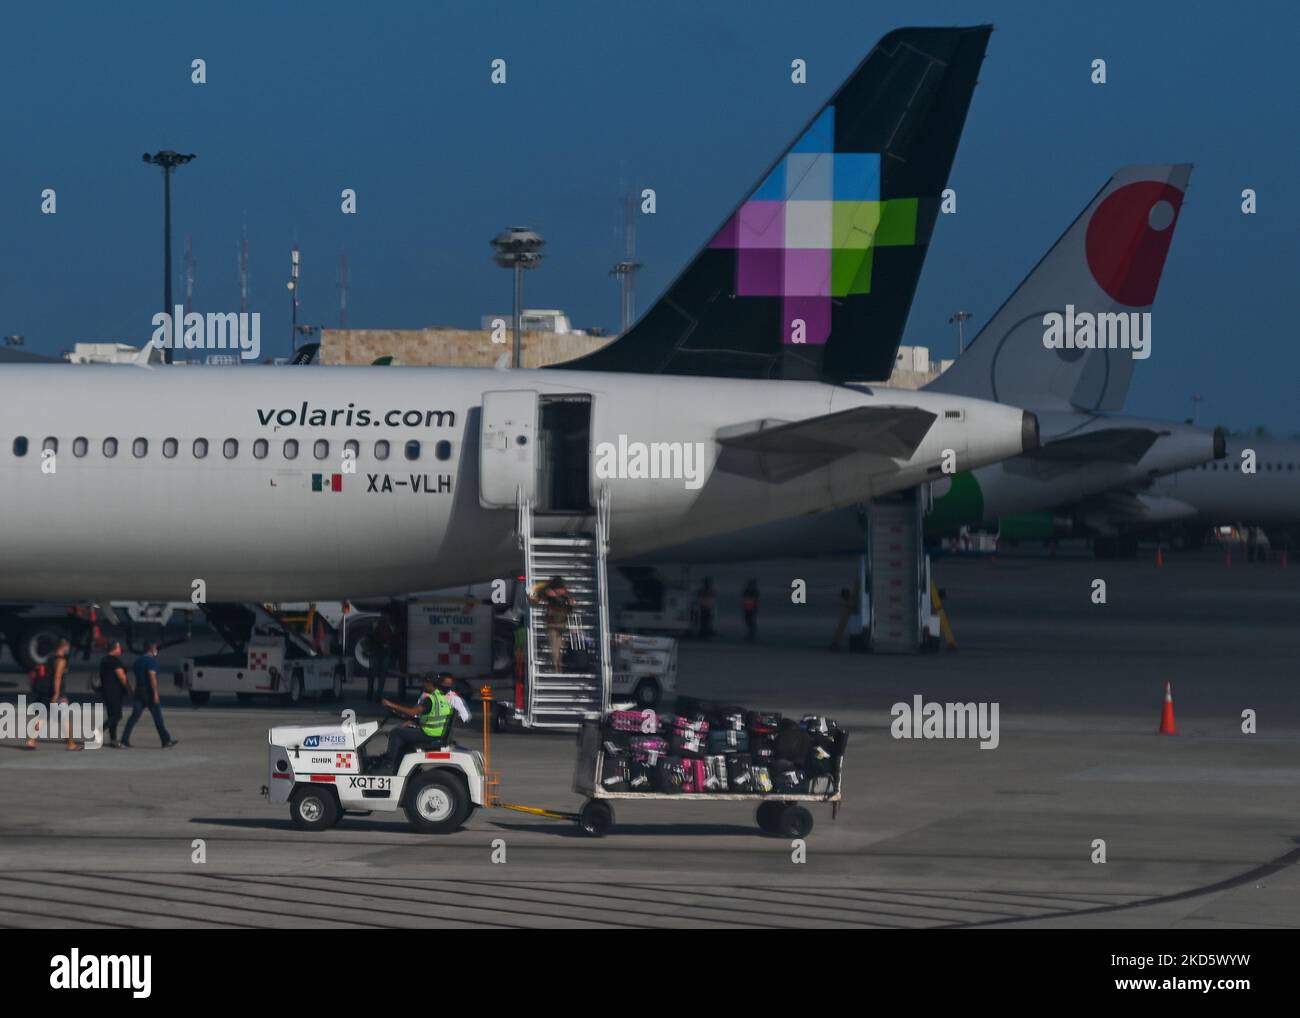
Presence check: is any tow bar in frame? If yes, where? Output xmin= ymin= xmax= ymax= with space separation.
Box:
xmin=478 ymin=686 xmax=581 ymax=823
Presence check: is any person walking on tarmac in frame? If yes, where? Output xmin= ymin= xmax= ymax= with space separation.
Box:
xmin=98 ymin=639 xmax=131 ymax=747
xmin=366 ymin=607 xmax=398 ymax=703
xmin=697 ymin=578 xmax=717 ymax=639
xmin=379 ymin=673 xmax=466 ymax=773
xmin=121 ymin=641 xmax=178 ymax=749
xmin=23 ymin=638 xmax=81 ymax=750
xmin=741 ymin=579 xmax=760 ymax=642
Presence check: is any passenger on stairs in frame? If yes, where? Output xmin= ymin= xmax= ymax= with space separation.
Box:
xmin=530 ymin=576 xmax=576 ymax=673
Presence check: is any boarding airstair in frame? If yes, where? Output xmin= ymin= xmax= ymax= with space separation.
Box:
xmin=516 ymin=486 xmax=613 ymax=728
xmin=867 ymin=485 xmax=939 ymax=653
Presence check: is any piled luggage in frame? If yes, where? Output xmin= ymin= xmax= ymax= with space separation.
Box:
xmin=596 ymin=697 xmax=847 ymax=798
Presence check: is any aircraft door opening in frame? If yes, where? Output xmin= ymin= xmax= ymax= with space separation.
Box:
xmin=536 ymin=395 xmax=593 ymax=514
xmin=479 ymin=390 xmax=539 ymax=508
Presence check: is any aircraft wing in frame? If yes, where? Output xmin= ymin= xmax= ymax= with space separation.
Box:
xmin=715 ymin=406 xmax=936 ymax=482
xmin=1076 ymin=488 xmax=1198 ymax=528
xmin=1027 ymin=427 xmax=1164 ymax=466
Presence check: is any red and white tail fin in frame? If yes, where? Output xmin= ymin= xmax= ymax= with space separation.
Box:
xmin=928 ymin=164 xmax=1192 ymax=411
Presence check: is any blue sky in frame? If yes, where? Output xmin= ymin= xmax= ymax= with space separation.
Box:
xmin=1 ymin=1 xmax=1296 ymax=432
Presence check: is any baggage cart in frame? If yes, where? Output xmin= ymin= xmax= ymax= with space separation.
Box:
xmin=567 ymin=720 xmax=845 ymax=838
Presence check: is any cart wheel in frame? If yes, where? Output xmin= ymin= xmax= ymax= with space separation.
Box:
xmin=579 ymin=800 xmax=614 ymax=837
xmin=779 ymin=804 xmax=814 ymax=839
xmin=755 ymin=801 xmax=783 ymax=834
xmin=493 ymin=706 xmax=510 ymax=734
xmin=289 ymin=785 xmax=340 ymax=832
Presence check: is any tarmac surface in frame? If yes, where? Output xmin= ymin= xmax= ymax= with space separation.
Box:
xmin=1 ymin=547 xmax=1297 ymax=929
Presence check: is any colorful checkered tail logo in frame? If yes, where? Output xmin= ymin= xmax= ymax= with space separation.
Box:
xmin=926 ymin=164 xmax=1192 ymax=413
xmin=557 ymin=26 xmax=991 ymax=383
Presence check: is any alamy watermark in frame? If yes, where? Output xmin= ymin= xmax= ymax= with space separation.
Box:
xmin=50 ymin=949 xmax=150 ymax=998
xmin=594 ymin=435 xmax=707 ymax=490
xmin=2 ymin=696 xmax=104 ymax=745
xmin=1042 ymin=304 xmax=1151 ymax=361
xmin=891 ymin=694 xmax=999 ymax=749
xmin=151 ymin=306 xmax=261 ymax=360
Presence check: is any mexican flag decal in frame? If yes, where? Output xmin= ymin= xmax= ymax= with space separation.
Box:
xmin=312 ymin=473 xmax=343 ymax=493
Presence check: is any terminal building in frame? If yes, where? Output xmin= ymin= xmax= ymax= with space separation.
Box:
xmin=320 ymin=311 xmax=950 ymax=389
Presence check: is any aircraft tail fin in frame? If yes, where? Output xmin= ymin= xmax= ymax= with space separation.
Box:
xmin=558 ymin=26 xmax=992 ymax=382
xmin=926 ymin=164 xmax=1192 ymax=411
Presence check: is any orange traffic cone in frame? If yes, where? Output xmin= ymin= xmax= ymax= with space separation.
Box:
xmin=1155 ymin=547 xmax=1164 ymax=568
xmin=1158 ymin=681 xmax=1177 ymax=735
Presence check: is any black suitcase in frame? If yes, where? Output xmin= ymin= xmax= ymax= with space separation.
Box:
xmin=772 ymin=758 xmax=808 ymax=794
xmin=600 ymin=750 xmax=631 ymax=793
xmin=750 ymin=732 xmax=776 ymax=763
xmin=806 ymin=732 xmax=836 ymax=775
xmin=628 ymin=759 xmax=655 ymax=791
xmin=655 ymin=756 xmax=689 ymax=794
xmin=774 ymin=720 xmax=812 ymax=766
xmin=726 ymin=753 xmax=756 ymax=793
xmin=746 ymin=710 xmax=781 ymax=736
xmin=673 ymin=695 xmax=717 ymax=718
xmin=716 ymin=711 xmax=746 ymax=733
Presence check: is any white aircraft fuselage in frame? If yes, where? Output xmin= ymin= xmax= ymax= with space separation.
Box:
xmin=0 ymin=364 xmax=1032 ymax=601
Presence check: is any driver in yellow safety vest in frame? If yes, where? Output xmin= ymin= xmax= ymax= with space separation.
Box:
xmin=380 ymin=674 xmax=461 ymax=773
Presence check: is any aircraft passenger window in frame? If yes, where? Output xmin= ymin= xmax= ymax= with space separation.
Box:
xmin=43 ymin=437 xmax=57 ymax=453
xmin=73 ymin=437 xmax=88 ymax=458
xmin=224 ymin=439 xmax=239 ymax=459
xmin=12 ymin=437 xmax=27 ymax=457
xmin=283 ymin=439 xmax=299 ymax=460
xmin=344 ymin=439 xmax=360 ymax=460
xmin=405 ymin=440 xmax=420 ymax=461
xmin=314 ymin=439 xmax=329 ymax=460
xmin=436 ymin=440 xmax=452 ymax=461
xmin=253 ymin=439 xmax=268 ymax=459
xmin=374 ymin=440 xmax=390 ymax=461
xmin=103 ymin=438 xmax=118 ymax=458
xmin=193 ymin=438 xmax=208 ymax=459
xmin=133 ymin=438 xmax=148 ymax=458
xmin=163 ymin=438 xmax=178 ymax=458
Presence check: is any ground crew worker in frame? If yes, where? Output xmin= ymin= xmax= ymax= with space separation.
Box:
xmin=365 ymin=607 xmax=397 ymax=702
xmin=380 ymin=675 xmax=454 ymax=772
xmin=741 ymin=579 xmax=760 ymax=642
xmin=435 ymin=671 xmax=472 ymax=726
xmin=829 ymin=586 xmax=858 ymax=651
xmin=697 ymin=578 xmax=717 ymax=639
